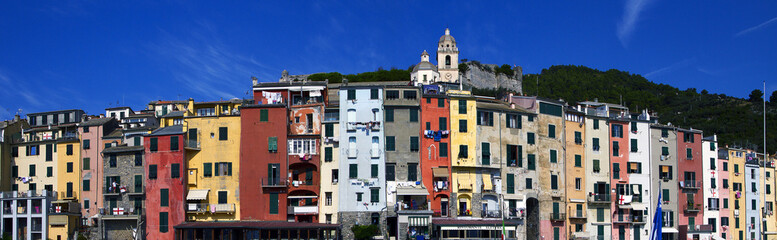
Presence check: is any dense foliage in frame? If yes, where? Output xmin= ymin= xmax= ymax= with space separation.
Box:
xmin=351 ymin=225 xmax=380 ymax=240
xmin=308 ymin=68 xmax=410 ymax=83
xmin=521 ymin=65 xmax=774 ymax=152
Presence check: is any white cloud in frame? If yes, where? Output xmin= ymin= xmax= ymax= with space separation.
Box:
xmin=617 ymin=0 xmax=653 ymax=47
xmin=736 ymin=16 xmax=777 ymax=37
xmin=645 ymin=58 xmax=694 ymax=78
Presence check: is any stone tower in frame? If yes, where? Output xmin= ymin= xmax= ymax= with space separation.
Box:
xmin=436 ymin=28 xmax=459 ymax=83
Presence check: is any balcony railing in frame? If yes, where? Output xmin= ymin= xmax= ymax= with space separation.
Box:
xmin=101 ymin=207 xmax=142 ymax=216
xmin=59 ymin=191 xmax=76 ymax=200
xmin=104 ymin=187 xmax=142 ymax=195
xmin=433 ymin=181 xmax=449 ymax=192
xmin=482 ymin=210 xmax=502 ymax=218
xmin=186 ymin=203 xmax=209 ymax=213
xmin=287 ymin=205 xmax=318 ymax=215
xmin=680 ymin=181 xmax=701 ymax=189
xmin=185 ymin=203 xmax=235 ymax=213
xmin=550 ymin=213 xmax=566 ymax=221
xmin=261 ymin=178 xmax=287 ymax=188
xmin=587 ymin=193 xmax=611 ymax=204
xmin=185 ymin=140 xmax=200 ymax=150
xmin=569 ymin=210 xmax=586 ymax=219
xmin=684 ymin=203 xmax=702 ymax=213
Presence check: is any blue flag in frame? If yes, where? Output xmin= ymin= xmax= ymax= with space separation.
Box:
xmin=650 ymin=190 xmax=663 ymax=240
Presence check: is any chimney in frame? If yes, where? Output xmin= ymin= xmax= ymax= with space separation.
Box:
xmin=251 ymin=76 xmax=258 ymax=86
xmin=13 ymin=114 xmax=20 ymax=122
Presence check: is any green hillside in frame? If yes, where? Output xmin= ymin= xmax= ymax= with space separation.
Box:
xmin=522 ymin=65 xmax=772 ymax=153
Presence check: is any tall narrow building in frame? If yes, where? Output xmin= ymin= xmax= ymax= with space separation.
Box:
xmin=703 ymin=135 xmax=721 ymax=236
xmin=677 ymin=128 xmax=704 ymax=236
xmin=744 ymin=152 xmax=760 ymax=240
xmin=729 ymin=148 xmax=747 ymax=240
xmin=145 ymin=125 xmax=186 ymax=240
xmin=579 ymin=101 xmax=614 ymax=240
xmin=564 ymin=107 xmax=587 ymax=238
xmin=534 ymin=98 xmax=566 ymax=240
xmin=718 ymin=148 xmax=731 ymax=240
xmin=79 ymin=116 xmax=118 ymax=226
xmin=320 ymin=84 xmax=341 ymax=225
xmin=628 ymin=112 xmax=652 ymax=240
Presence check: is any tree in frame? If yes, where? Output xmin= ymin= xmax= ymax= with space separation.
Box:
xmin=352 ymin=225 xmax=379 ymax=240
xmin=458 ymin=63 xmax=469 ymax=74
xmin=749 ymin=89 xmax=764 ymax=102
xmin=770 ymin=90 xmax=777 ymax=104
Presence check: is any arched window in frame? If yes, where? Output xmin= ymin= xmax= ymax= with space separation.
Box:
xmin=371 ymin=213 xmax=380 ymax=225
xmin=445 ymin=55 xmax=451 ymax=66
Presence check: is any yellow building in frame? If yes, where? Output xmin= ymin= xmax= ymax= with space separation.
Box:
xmin=49 ymin=139 xmax=82 ymax=240
xmin=184 ymin=99 xmax=242 ymax=221
xmin=729 ymin=148 xmax=746 ymax=240
xmin=448 ymin=90 xmax=477 ymax=216
xmin=564 ymin=109 xmax=586 ymax=237
xmin=12 ymin=128 xmax=60 ymax=193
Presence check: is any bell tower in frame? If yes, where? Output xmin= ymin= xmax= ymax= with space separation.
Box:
xmin=436 ymin=28 xmax=459 ymax=83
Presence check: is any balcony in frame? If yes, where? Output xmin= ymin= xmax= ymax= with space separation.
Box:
xmin=58 ymin=191 xmax=77 ymax=200
xmin=679 ymin=181 xmax=701 ymax=190
xmin=684 ymin=203 xmax=702 ymax=213
xmin=185 ymin=203 xmax=234 ymax=214
xmin=370 ymin=149 xmax=381 ymax=158
xmin=287 ymin=205 xmax=318 ymax=215
xmin=49 ymin=202 xmax=81 ymax=215
xmin=550 ymin=212 xmax=566 ymax=221
xmin=686 ymin=224 xmax=715 ymax=233
xmin=569 ymin=211 xmax=586 ymax=220
xmin=104 ymin=187 xmax=143 ymax=196
xmin=185 ymin=140 xmax=200 ymax=150
xmin=587 ymin=193 xmax=611 ymax=204
xmin=397 ymin=199 xmax=432 ymax=214
xmin=433 ymin=181 xmax=449 ymax=192
xmin=631 ymin=214 xmax=646 ymax=224
xmin=186 ymin=203 xmax=209 ymax=213
xmin=101 ymin=207 xmax=143 ymax=219
xmin=262 ymin=178 xmax=287 ymax=188
xmin=482 ymin=210 xmax=502 ymax=218
xmin=213 ymin=203 xmax=235 ymax=213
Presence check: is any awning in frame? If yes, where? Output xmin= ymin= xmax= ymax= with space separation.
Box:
xmin=187 ymin=189 xmax=210 ymax=201
xmin=288 ymin=196 xmax=318 ymax=199
xmin=433 ymin=168 xmax=449 ymax=178
xmin=569 ymin=199 xmax=585 ymax=203
xmin=662 ymin=227 xmax=679 ymax=233
xmin=482 ymin=176 xmax=493 ymax=191
xmin=617 ymin=204 xmax=633 ymax=209
xmin=458 ymin=176 xmax=472 ymax=190
xmin=441 ymin=225 xmax=516 ymax=231
xmin=397 ymin=186 xmax=429 ymax=196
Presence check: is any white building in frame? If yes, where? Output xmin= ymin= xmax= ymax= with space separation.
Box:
xmin=410 ymin=50 xmax=439 ymax=86
xmin=628 ymin=110 xmax=652 ymax=240
xmin=104 ymin=107 xmax=133 ymax=121
xmin=702 ymin=135 xmax=720 ymax=237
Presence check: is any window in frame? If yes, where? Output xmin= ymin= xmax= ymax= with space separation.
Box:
xmin=481 ymin=142 xmax=490 ymax=165
xmin=371 ymin=164 xmax=378 ymax=178
xmin=734 ymin=164 xmax=739 ymax=173
xmin=269 ymin=193 xmax=278 ymax=214
xmin=408 ymin=163 xmax=417 ymax=181
xmin=150 ymin=138 xmax=157 ymax=152
xmin=551 ymin=175 xmax=558 ymax=190
xmin=331 ymin=169 xmax=339 ymax=183
xmin=661 ymin=146 xmax=669 ymax=156
xmin=109 ymin=154 xmax=117 ymax=168
xmin=613 ymin=163 xmax=620 ymax=179
xmin=459 ymin=119 xmax=467 ymax=132
xmin=203 ymin=163 xmax=212 ymax=177
xmin=506 ymin=114 xmax=521 ymax=129
xmin=439 ymin=117 xmax=447 ymax=130
xmin=134 ymin=137 xmax=141 ymax=146
xmin=347 ymin=89 xmax=355 ymax=100
xmin=29 ymin=164 xmax=35 ymax=176
xmin=723 ymin=179 xmax=729 ymax=188
xmin=724 ymin=198 xmax=729 ymax=208
xmin=458 ymin=100 xmax=467 ymax=114
xmin=170 ymin=136 xmax=179 ymax=151
xmin=105 ymin=143 xmax=112 ymax=149
xmin=385 ymin=90 xmax=399 ymax=99
xmin=597 ymin=208 xmax=604 ymax=222
xmin=507 ymin=145 xmax=521 ymax=167
xmin=259 ymin=109 xmax=269 ymax=122
xmin=159 ymin=212 xmax=169 ymax=233
xmin=47 ymin=167 xmax=53 ymax=177
xmin=386 ymin=164 xmax=395 ymax=181
xmin=528 ymin=132 xmax=535 ymax=144
xmin=439 ymin=143 xmax=448 ymax=157
xmin=149 ymin=165 xmax=157 ymax=179
xmin=593 ymin=159 xmax=600 ymax=173
xmin=370 ymin=89 xmax=379 ymax=99
xmin=324 ymin=147 xmax=332 ymax=162
xmin=325 ymin=192 xmax=333 ymax=206
xmin=548 ymin=124 xmax=555 ymax=138
xmin=219 ymin=127 xmax=228 ymax=141
xmin=171 ymin=164 xmax=180 ymax=178
xmin=425 ymin=122 xmax=431 ymax=130
xmin=66 ymin=144 xmax=73 ymax=155
xmin=385 ymin=108 xmax=394 ymax=122
xmin=287 ymin=139 xmax=317 ymax=155
xmin=526 ymin=178 xmax=533 ymax=189
xmin=661 ymin=129 xmax=668 ymax=137
xmin=349 ymin=164 xmax=358 ymax=179
xmin=593 ymin=119 xmax=600 ymax=129
xmin=134 ymin=153 xmax=142 ymax=166
xmin=403 ymin=90 xmax=416 ymax=99
xmin=218 ymin=191 xmax=228 ymax=204
xmin=575 ymin=178 xmax=581 ymax=190
xmin=11 ymin=166 xmax=17 ymax=178
xmin=630 ymin=139 xmax=638 ymax=152
xmin=214 ymin=162 xmax=232 ymax=176
xmin=613 ymin=141 xmax=619 ymax=156
xmin=83 ymin=179 xmax=90 ymax=191
xmin=438 ymin=98 xmax=445 ymax=107
xmin=686 ymin=148 xmax=692 ymax=159
xmin=83 ymin=140 xmax=90 ymax=149
xmin=410 ymin=137 xmax=419 ymax=152
xmin=409 ymin=109 xmax=418 ymax=122
xmin=574 ymin=155 xmax=581 ymax=167
xmin=371 ymin=188 xmax=379 ymax=203
xmin=611 ymin=124 xmax=623 ymax=138
xmin=506 ymin=174 xmax=514 ymax=194
xmin=477 ymin=111 xmax=494 ymax=126
xmin=458 ymin=145 xmax=468 ymax=158
xmin=549 ymin=149 xmax=557 ymax=163
xmin=628 ymin=162 xmax=642 ymax=174
xmin=723 ymin=162 xmax=728 ymax=171
xmin=267 ymin=137 xmax=279 ymax=152
xmin=683 ymin=132 xmax=695 ymax=143
xmin=385 ymin=136 xmax=395 ymax=151
xmin=161 ymin=189 xmax=169 ymax=207
xmin=82 ymin=158 xmax=90 ymax=170
xmin=591 ymin=138 xmax=600 ymax=151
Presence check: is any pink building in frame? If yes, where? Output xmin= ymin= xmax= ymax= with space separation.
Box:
xmin=718 ymin=150 xmax=731 ymax=239
xmin=78 ymin=117 xmax=119 ymax=225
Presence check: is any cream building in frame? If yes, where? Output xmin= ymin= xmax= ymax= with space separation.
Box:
xmin=410 ymin=50 xmax=439 ymax=86
xmin=437 ymin=28 xmax=459 ymax=83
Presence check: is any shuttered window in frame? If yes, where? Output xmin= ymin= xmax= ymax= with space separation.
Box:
xmin=149 ymin=165 xmax=157 ymax=179
xmin=268 ymin=137 xmax=278 ymax=152
xmin=260 ymin=109 xmax=268 ymax=122
xmin=150 ymin=138 xmax=157 ymax=152
xmin=159 ymin=212 xmax=169 ymax=233
xmin=631 ymin=139 xmax=638 ymax=152
xmin=171 ymin=136 xmax=179 ymax=151
xmin=161 ymin=189 xmax=169 ymax=207
xmin=219 ymin=127 xmax=228 ymax=141
xmin=171 ymin=164 xmax=180 ymax=178
xmin=203 ymin=163 xmax=212 ymax=177
xmin=269 ymin=193 xmax=278 ymax=214
xmin=386 ymin=136 xmax=395 ymax=151
xmin=506 ymin=174 xmax=515 ymax=194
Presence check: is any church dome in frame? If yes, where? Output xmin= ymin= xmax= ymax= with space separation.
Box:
xmin=438 ymin=28 xmax=456 ymax=44
xmin=412 ymin=61 xmax=437 ymax=72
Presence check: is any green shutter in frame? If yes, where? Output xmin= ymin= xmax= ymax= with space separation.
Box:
xmin=159 ymin=212 xmax=169 ymax=233
xmin=347 ymin=89 xmax=355 ymax=100
xmin=439 ymin=117 xmax=447 ymax=131
xmin=663 ymin=189 xmax=670 ymax=202
xmin=135 ymin=175 xmax=143 ymax=192
xmin=269 ymin=193 xmax=278 ymax=214
xmin=260 ymin=109 xmax=268 ymax=122
xmin=204 ymin=163 xmax=212 ymax=177
xmin=324 ymin=147 xmax=332 ymax=162
xmin=370 ymin=89 xmax=378 ymax=99
xmin=410 ymin=137 xmax=419 ymax=152
xmin=47 ymin=167 xmax=53 ymax=177
xmin=227 ymin=162 xmax=232 ymax=176
xmin=548 ymin=125 xmax=555 ymax=138
xmin=150 ymin=138 xmax=157 ymax=152
xmin=528 ymin=133 xmax=535 ymax=144
xmin=439 ymin=143 xmax=448 ymax=157
xmin=710 ymin=142 xmax=716 ymax=151
xmin=593 ymin=160 xmax=600 ymax=171
xmin=83 ymin=158 xmax=90 ymax=170
xmin=575 ymin=155 xmax=581 ymax=167
xmin=268 ymin=137 xmax=278 ymax=152
xmin=161 ymin=189 xmax=169 ymax=207
xmin=171 ymin=136 xmax=179 ymax=151
xmin=550 ymin=150 xmax=557 ymax=163
xmin=134 ymin=136 xmax=141 ymax=146
xmin=149 ymin=165 xmax=157 ymax=179
xmin=539 ymin=102 xmax=563 ymax=117
xmin=458 ymin=100 xmax=466 ymax=114
xmin=613 ymin=163 xmax=620 ymax=179
xmin=662 ymin=147 xmax=669 ymax=156
xmin=438 ymin=98 xmax=445 ymax=108
xmin=371 ymin=188 xmax=379 ymax=203
xmin=507 ymin=174 xmax=515 ymax=194
xmin=386 ymin=136 xmax=395 ymax=151
xmin=459 ymin=119 xmax=467 ymax=132
xmin=517 ymin=146 xmax=523 ymax=167
xmin=325 ymin=124 xmax=333 ymax=137
xmin=219 ymin=127 xmax=228 ymax=140
xmin=371 ymin=164 xmax=378 ymax=178
xmin=597 ymin=208 xmax=604 ymax=221
xmin=409 ymin=109 xmax=418 ymax=122
xmin=83 ymin=179 xmax=90 ymax=191
xmin=482 ymin=142 xmax=490 ymax=165
xmin=631 ymin=139 xmax=638 ymax=152
xmin=385 ymin=108 xmax=394 ymax=122
xmin=686 ymin=148 xmax=692 ymax=159
xmin=171 ymin=164 xmax=180 ymax=178
xmin=29 ymin=165 xmax=35 ymax=176
xmin=528 ymin=154 xmax=536 ymax=170
xmin=349 ymin=164 xmax=358 ymax=179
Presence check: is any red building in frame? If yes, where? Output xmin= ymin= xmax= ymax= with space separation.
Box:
xmin=145 ymin=125 xmax=187 ymax=239
xmin=609 ymin=118 xmax=631 ymax=240
xmin=420 ymin=88 xmax=452 ymax=217
xmin=249 ymin=81 xmax=327 ymax=222
xmin=677 ymin=128 xmax=703 ymax=234
xmin=239 ymin=104 xmax=289 ymax=221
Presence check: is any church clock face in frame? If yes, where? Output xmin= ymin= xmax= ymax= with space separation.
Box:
xmin=445 ymin=73 xmax=452 ymax=80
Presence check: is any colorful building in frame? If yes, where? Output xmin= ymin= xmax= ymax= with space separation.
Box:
xmin=534 ymin=98 xmax=566 ymax=240
xmin=79 ymin=117 xmax=119 ymax=225
xmin=145 ymin=125 xmax=186 ymax=240
xmin=719 ymin=149 xmax=731 ymax=240
xmin=609 ymin=113 xmax=631 ymax=240
xmin=183 ymin=98 xmax=243 ymax=221
xmin=579 ymin=101 xmax=614 ymax=240
xmin=99 ymin=145 xmax=145 ymax=239
xmin=447 ymin=90 xmax=477 ymax=220
xmin=676 ymin=128 xmax=704 ymax=236
xmin=729 ymin=148 xmax=746 ymax=240
xmin=320 ymin=84 xmax=341 ymax=224
xmin=703 ymin=135 xmax=721 ymax=237
xmin=420 ymin=87 xmax=451 ymax=220
xmin=0 ymin=117 xmax=28 ymax=191
xmin=628 ymin=112 xmax=652 ymax=240
xmin=564 ymin=107 xmax=587 ymax=238
xmin=744 ymin=152 xmax=760 ymax=240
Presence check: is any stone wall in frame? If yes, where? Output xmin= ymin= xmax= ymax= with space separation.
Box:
xmin=461 ymin=62 xmax=523 ymax=94
xmin=338 ymin=211 xmax=388 ymax=240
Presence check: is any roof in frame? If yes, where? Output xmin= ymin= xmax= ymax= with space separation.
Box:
xmin=103 ymin=129 xmax=123 ymax=139
xmin=240 ymin=104 xmax=286 ymax=109
xmin=476 ymin=100 xmax=532 ymax=114
xmin=396 ymin=185 xmax=429 ymax=196
xmin=148 ymin=100 xmax=188 ymax=105
xmin=27 ymin=109 xmax=83 ymax=116
xmin=160 ymin=111 xmax=184 ymax=118
xmin=174 ymin=221 xmax=340 ymax=230
xmin=102 ymin=145 xmax=144 ymax=153
xmin=439 ymin=29 xmax=456 ymax=43
xmin=578 ymin=101 xmax=628 ymax=109
xmin=105 ymin=106 xmax=132 ymax=111
xmin=412 ymin=61 xmax=437 ymax=72
xmin=149 ymin=125 xmax=184 ymax=136
xmin=80 ymin=117 xmax=115 ymax=127
xmin=253 ymin=81 xmax=328 ymax=88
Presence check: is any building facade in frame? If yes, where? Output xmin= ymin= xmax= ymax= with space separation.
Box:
xmin=145 ymin=125 xmax=186 ymax=240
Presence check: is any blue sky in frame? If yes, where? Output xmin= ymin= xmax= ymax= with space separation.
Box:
xmin=1 ymin=1 xmax=776 ymax=119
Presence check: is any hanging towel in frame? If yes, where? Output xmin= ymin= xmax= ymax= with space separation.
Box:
xmin=434 ymin=131 xmax=442 ymax=142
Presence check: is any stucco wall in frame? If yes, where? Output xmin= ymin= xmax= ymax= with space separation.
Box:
xmin=586 ymin=117 xmax=612 ymax=239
